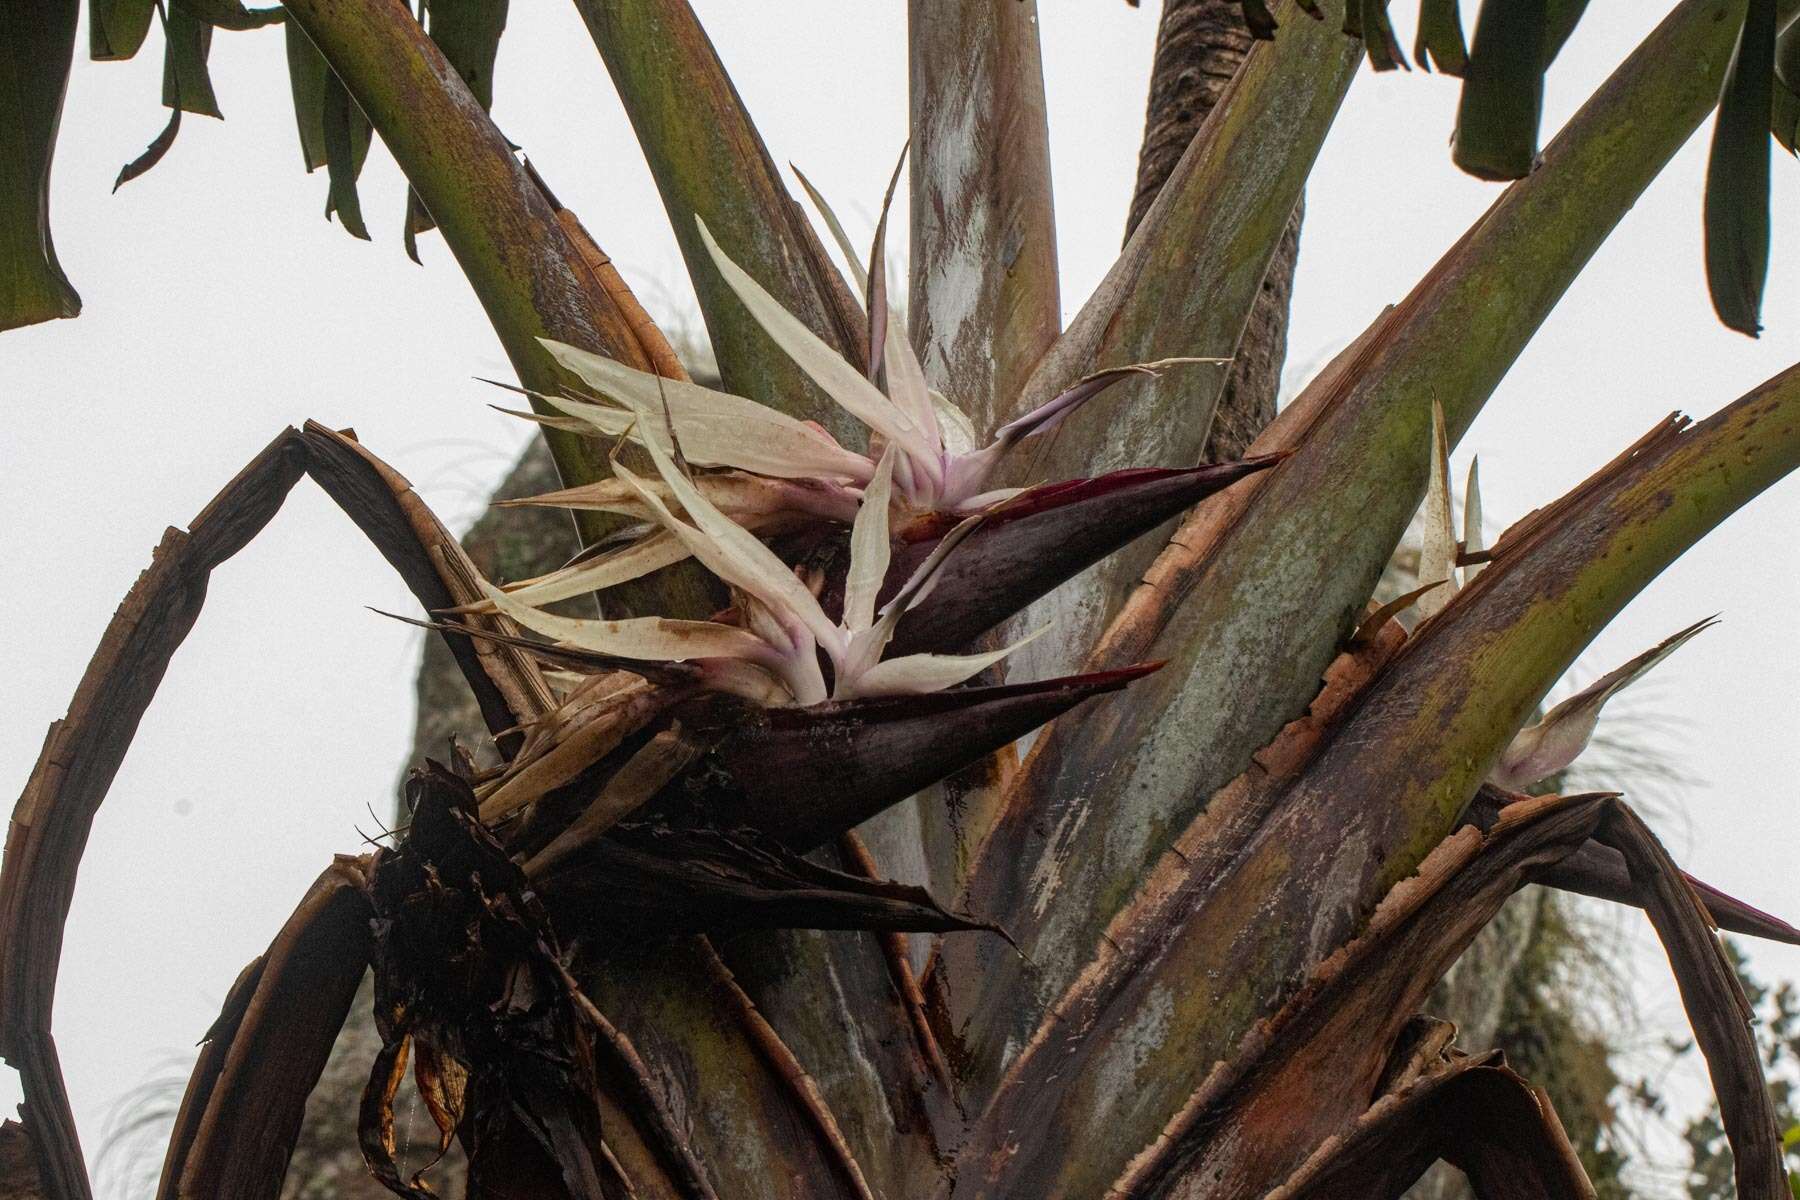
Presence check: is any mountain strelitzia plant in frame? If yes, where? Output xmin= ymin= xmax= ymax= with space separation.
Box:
xmin=15 ymin=4 xmax=1800 ymax=1200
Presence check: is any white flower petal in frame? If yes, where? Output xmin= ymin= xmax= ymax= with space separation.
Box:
xmin=494 ymin=530 xmax=690 ymax=609
xmin=1414 ymin=398 xmax=1458 ymax=620
xmin=483 ymin=582 xmax=767 ymax=663
xmin=933 ymin=390 xmax=979 ymax=454
xmin=850 ymin=512 xmax=986 ymax=672
xmin=883 ymin=302 xmax=941 ymax=458
xmin=840 ymin=625 xmax=1048 ymax=698
xmin=1462 ymin=456 xmax=1486 ymax=582
xmin=844 ymin=449 xmax=897 ymax=636
xmin=506 ymin=471 xmax=863 ymax=530
xmin=1491 ymin=617 xmax=1717 ymax=790
xmin=618 ymin=423 xmax=844 ymax=657
xmin=540 ymin=338 xmax=874 ymax=483
xmin=952 ymin=485 xmax=1027 ymax=512
xmin=694 ymin=216 xmax=935 ymax=462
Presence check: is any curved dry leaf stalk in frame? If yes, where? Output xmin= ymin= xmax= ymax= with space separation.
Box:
xmin=1264 ymin=1049 xmax=1594 ymax=1200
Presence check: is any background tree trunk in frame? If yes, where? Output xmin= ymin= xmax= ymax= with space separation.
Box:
xmin=1126 ymin=0 xmax=1302 ymax=465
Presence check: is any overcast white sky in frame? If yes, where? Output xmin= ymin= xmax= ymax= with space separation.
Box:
xmin=3 ymin=3 xmax=1797 ymax=1193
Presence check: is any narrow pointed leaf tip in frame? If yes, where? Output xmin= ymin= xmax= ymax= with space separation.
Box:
xmin=880 ymin=457 xmax=1285 ymax=656
xmin=1705 ymin=0 xmax=1776 ymax=335
xmin=1492 ymin=616 xmax=1718 ymax=789
xmin=694 ymin=662 xmax=1164 ymax=848
xmin=1415 ymin=398 xmax=1458 ymax=621
xmin=1461 ymin=456 xmax=1486 ymax=581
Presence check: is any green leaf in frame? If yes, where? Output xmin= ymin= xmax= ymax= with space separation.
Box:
xmin=1359 ymin=0 xmax=1408 ymax=70
xmin=1453 ymin=0 xmax=1546 ymax=179
xmin=402 ymin=191 xmax=431 ymax=264
xmin=1544 ymin=0 xmax=1590 ymax=63
xmin=170 ymin=0 xmax=283 ymax=30
xmin=162 ymin=6 xmax=221 ymax=118
xmin=1776 ymin=14 xmax=1800 ymax=150
xmin=1705 ymin=0 xmax=1775 ymax=335
xmin=1414 ymin=0 xmax=1469 ymax=74
xmin=1771 ymin=15 xmax=1800 ymax=151
xmin=283 ymin=20 xmax=329 ymax=171
xmin=90 ymin=0 xmax=155 ymax=60
xmin=0 ymin=0 xmax=81 ymax=332
xmin=406 ymin=0 xmax=510 ymax=257
xmin=321 ymin=69 xmax=371 ymax=240
xmin=1417 ymin=0 xmax=1578 ymax=80
xmin=116 ymin=1 xmax=225 ymax=189
xmin=422 ymin=0 xmax=508 ymax=109
xmin=113 ymin=108 xmax=180 ymax=191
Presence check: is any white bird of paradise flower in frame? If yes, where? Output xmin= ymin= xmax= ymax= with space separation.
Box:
xmin=483 ymin=394 xmax=1044 ymax=707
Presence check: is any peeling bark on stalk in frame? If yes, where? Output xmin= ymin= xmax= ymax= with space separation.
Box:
xmin=17 ymin=0 xmax=1800 ymax=1195
xmin=939 ymin=0 xmax=1774 ymax=1107
xmin=287 ymin=438 xmax=575 ymax=1198
xmin=159 ymin=860 xmax=373 ymax=1200
xmin=559 ymin=10 xmax=1041 ymax=1191
xmin=405 ymin=458 xmax=954 ymax=1197
xmin=892 ymin=0 xmax=1310 ymax=914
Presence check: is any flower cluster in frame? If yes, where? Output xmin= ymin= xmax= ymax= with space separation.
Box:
xmin=475 ymin=181 xmax=1236 ymax=709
